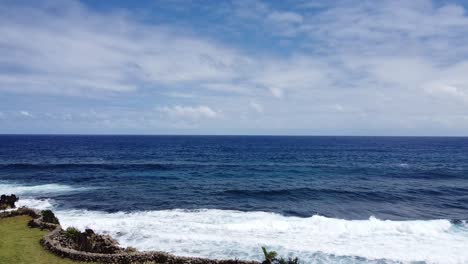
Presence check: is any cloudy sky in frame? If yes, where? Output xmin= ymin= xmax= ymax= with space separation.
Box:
xmin=1 ymin=0 xmax=468 ymax=135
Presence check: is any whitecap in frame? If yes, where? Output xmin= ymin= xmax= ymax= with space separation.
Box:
xmin=15 ymin=198 xmax=54 ymax=210
xmin=0 ymin=182 xmax=92 ymax=195
xmin=52 ymin=209 xmax=468 ymax=264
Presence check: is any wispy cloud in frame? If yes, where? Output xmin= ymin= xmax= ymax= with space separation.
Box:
xmin=425 ymin=83 xmax=468 ymax=103
xmin=267 ymin=11 xmax=303 ymax=24
xmin=159 ymin=105 xmax=221 ymax=120
xmin=19 ymin=111 xmax=33 ymax=117
xmin=1 ymin=0 xmax=468 ymax=135
xmin=249 ymin=101 xmax=264 ymax=113
xmin=0 ymin=1 xmax=248 ymax=96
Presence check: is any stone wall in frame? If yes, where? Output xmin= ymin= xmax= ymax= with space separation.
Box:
xmin=42 ymin=232 xmax=259 ymax=264
xmin=2 ymin=207 xmax=260 ymax=264
xmin=41 ymin=228 xmax=260 ymax=264
xmin=0 ymin=207 xmax=40 ymax=219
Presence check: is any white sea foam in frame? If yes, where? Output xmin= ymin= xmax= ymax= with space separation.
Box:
xmin=0 ymin=182 xmax=60 ymax=211
xmin=7 ymin=182 xmax=467 ymax=263
xmin=15 ymin=198 xmax=54 ymax=210
xmin=0 ymin=183 xmax=90 ymax=195
xmin=48 ymin=209 xmax=467 ymax=264
xmin=0 ymin=182 xmax=85 ymax=211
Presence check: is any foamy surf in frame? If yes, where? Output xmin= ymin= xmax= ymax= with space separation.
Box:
xmin=6 ymin=183 xmax=468 ymax=264
xmin=0 ymin=182 xmax=92 ymax=195
xmin=15 ymin=198 xmax=54 ymax=210
xmin=49 ymin=209 xmax=467 ymax=264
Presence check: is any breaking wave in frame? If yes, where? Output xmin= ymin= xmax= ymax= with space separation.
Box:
xmin=16 ymin=198 xmax=54 ymax=210
xmin=14 ymin=197 xmax=467 ymax=264
xmin=0 ymin=182 xmax=91 ymax=195
xmin=3 ymin=182 xmax=467 ymax=264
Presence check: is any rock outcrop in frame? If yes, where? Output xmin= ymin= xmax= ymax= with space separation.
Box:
xmin=0 ymin=194 xmax=19 ymax=210
xmin=56 ymin=227 xmax=125 ymax=254
xmin=41 ymin=209 xmax=60 ymax=224
xmin=1 ymin=202 xmax=260 ymax=264
xmin=0 ymin=206 xmax=40 ymax=219
xmin=41 ymin=227 xmax=261 ymax=263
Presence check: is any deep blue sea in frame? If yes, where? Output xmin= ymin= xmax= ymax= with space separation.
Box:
xmin=1 ymin=135 xmax=468 ymax=263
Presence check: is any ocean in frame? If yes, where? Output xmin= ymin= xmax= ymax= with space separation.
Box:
xmin=0 ymin=135 xmax=467 ymax=263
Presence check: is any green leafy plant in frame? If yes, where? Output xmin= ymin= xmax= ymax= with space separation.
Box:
xmin=64 ymin=227 xmax=81 ymax=241
xmin=261 ymin=247 xmax=299 ymax=264
xmin=277 ymin=257 xmax=299 ymax=264
xmin=262 ymin=246 xmax=278 ymax=264
xmin=41 ymin=210 xmax=59 ymax=224
xmin=124 ymin=246 xmax=137 ymax=253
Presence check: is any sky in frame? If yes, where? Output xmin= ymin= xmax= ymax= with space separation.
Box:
xmin=1 ymin=0 xmax=468 ymax=135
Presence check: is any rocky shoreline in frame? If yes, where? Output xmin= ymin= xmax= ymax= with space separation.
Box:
xmin=0 ymin=195 xmax=260 ymax=264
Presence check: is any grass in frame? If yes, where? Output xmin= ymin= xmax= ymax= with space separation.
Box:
xmin=0 ymin=215 xmax=88 ymax=264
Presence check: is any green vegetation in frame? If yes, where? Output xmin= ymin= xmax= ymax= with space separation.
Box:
xmin=262 ymin=246 xmax=278 ymax=263
xmin=0 ymin=194 xmax=19 ymax=210
xmin=41 ymin=210 xmax=59 ymax=224
xmin=0 ymin=215 xmax=300 ymax=264
xmin=261 ymin=247 xmax=299 ymax=264
xmin=0 ymin=216 xmax=84 ymax=264
xmin=125 ymin=246 xmax=137 ymax=253
xmin=64 ymin=227 xmax=81 ymax=241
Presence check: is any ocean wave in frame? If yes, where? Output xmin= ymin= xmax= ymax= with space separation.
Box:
xmin=0 ymin=161 xmax=446 ymax=170
xmin=0 ymin=161 xmax=336 ymax=170
xmin=15 ymin=198 xmax=54 ymax=210
xmin=0 ymin=183 xmax=92 ymax=195
xmin=20 ymin=207 xmax=462 ymax=264
xmin=8 ymin=187 xmax=468 ymax=263
xmin=1 ymin=162 xmax=465 ymax=181
xmin=222 ymin=188 xmax=416 ymax=202
xmin=0 ymin=162 xmax=170 ymax=170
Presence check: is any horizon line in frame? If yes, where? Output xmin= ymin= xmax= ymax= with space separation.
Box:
xmin=0 ymin=133 xmax=467 ymax=138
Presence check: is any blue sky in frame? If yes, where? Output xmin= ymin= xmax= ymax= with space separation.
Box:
xmin=1 ymin=0 xmax=468 ymax=135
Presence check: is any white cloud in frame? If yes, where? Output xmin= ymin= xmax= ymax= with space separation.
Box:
xmin=203 ymin=83 xmax=253 ymax=95
xmin=349 ymin=57 xmax=436 ymax=87
xmin=267 ymin=11 xmax=303 ymax=23
xmin=253 ymin=57 xmax=328 ymax=98
xmin=159 ymin=105 xmax=220 ymax=120
xmin=249 ymin=101 xmax=264 ymax=113
xmin=19 ymin=111 xmax=33 ymax=117
xmin=425 ymin=84 xmax=468 ymax=102
xmin=164 ymin=92 xmax=196 ymax=98
xmin=332 ymin=104 xmax=344 ymax=112
xmin=0 ymin=1 xmax=328 ymax=101
xmin=0 ymin=1 xmax=249 ymax=96
xmin=269 ymin=87 xmax=284 ymax=98
xmin=2 ymin=0 xmax=468 ymax=135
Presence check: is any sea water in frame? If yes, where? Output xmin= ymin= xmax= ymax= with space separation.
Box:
xmin=1 ymin=135 xmax=467 ymax=263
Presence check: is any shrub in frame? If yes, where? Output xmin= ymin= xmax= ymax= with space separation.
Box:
xmin=64 ymin=227 xmax=81 ymax=241
xmin=277 ymin=257 xmax=299 ymax=264
xmin=0 ymin=194 xmax=19 ymax=209
xmin=124 ymin=246 xmax=137 ymax=253
xmin=41 ymin=210 xmax=59 ymax=224
xmin=261 ymin=247 xmax=300 ymax=264
xmin=27 ymin=219 xmax=39 ymax=228
xmin=262 ymin=247 xmax=278 ymax=264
